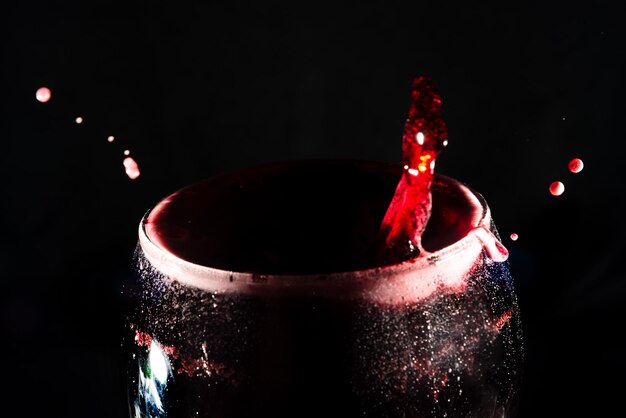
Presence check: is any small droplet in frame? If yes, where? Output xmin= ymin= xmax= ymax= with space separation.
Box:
xmin=107 ymin=135 xmax=115 ymax=143
xmin=124 ymin=149 xmax=130 ymax=156
xmin=36 ymin=87 xmax=51 ymax=103
xmin=568 ymin=158 xmax=584 ymax=173
xmin=549 ymin=181 xmax=565 ymax=196
xmin=75 ymin=116 xmax=83 ymax=124
xmin=510 ymin=233 xmax=519 ymax=241
xmin=123 ymin=157 xmax=141 ymax=180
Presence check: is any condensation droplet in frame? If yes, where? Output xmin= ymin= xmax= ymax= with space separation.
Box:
xmin=123 ymin=157 xmax=141 ymax=180
xmin=568 ymin=158 xmax=584 ymax=173
xmin=549 ymin=181 xmax=565 ymax=196
xmin=36 ymin=87 xmax=51 ymax=103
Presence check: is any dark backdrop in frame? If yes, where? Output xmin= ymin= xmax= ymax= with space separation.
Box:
xmin=2 ymin=1 xmax=624 ymax=416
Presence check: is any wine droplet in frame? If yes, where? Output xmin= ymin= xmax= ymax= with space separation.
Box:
xmin=36 ymin=87 xmax=51 ymax=103
xmin=123 ymin=157 xmax=141 ymax=180
xmin=107 ymin=135 xmax=115 ymax=143
xmin=124 ymin=150 xmax=130 ymax=156
xmin=376 ymin=76 xmax=448 ymax=264
xmin=549 ymin=181 xmax=565 ymax=196
xmin=510 ymin=233 xmax=519 ymax=241
xmin=474 ymin=226 xmax=509 ymax=262
xmin=568 ymin=158 xmax=584 ymax=173
xmin=75 ymin=116 xmax=83 ymax=124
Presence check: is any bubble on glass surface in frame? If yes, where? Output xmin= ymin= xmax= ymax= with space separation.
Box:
xmin=127 ymin=250 xmax=253 ymax=416
xmin=35 ymin=87 xmax=51 ymax=103
xmin=549 ymin=181 xmax=565 ymax=196
xmin=350 ymin=252 xmax=522 ymax=416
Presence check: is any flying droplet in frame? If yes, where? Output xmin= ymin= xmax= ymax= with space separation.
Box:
xmin=75 ymin=117 xmax=83 ymax=124
xmin=124 ymin=149 xmax=130 ymax=156
xmin=510 ymin=233 xmax=519 ymax=241
xmin=568 ymin=158 xmax=584 ymax=173
xmin=123 ymin=157 xmax=141 ymax=180
xmin=107 ymin=136 xmax=115 ymax=143
xmin=549 ymin=181 xmax=565 ymax=196
xmin=36 ymin=87 xmax=51 ymax=103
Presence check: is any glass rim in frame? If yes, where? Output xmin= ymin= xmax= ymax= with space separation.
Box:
xmin=137 ymin=160 xmax=495 ymax=304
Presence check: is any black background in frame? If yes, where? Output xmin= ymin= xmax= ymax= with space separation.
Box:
xmin=2 ymin=1 xmax=625 ymax=416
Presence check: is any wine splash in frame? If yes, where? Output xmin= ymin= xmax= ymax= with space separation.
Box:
xmin=376 ymin=76 xmax=448 ymax=264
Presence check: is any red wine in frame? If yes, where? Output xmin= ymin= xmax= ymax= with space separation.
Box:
xmin=127 ymin=160 xmax=522 ymax=418
xmin=143 ymin=161 xmax=476 ymax=275
xmin=377 ymin=76 xmax=449 ymax=264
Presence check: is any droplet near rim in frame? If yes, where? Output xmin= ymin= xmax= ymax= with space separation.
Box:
xmin=124 ymin=157 xmax=141 ymax=180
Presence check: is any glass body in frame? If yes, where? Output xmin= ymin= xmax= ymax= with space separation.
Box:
xmin=124 ymin=160 xmax=523 ymax=418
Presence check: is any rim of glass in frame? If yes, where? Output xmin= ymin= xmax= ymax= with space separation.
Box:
xmin=137 ymin=160 xmax=494 ymax=302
